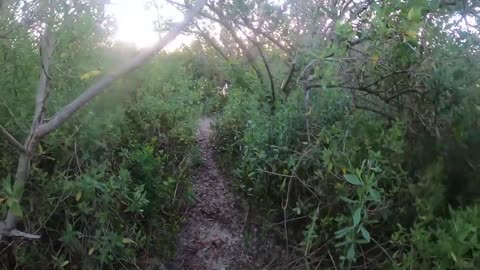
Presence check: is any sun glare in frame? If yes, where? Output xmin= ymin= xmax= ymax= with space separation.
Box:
xmin=106 ymin=0 xmax=192 ymax=50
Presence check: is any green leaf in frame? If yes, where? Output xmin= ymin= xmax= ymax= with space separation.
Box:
xmin=452 ymin=69 xmax=464 ymax=80
xmin=9 ymin=200 xmax=23 ymax=217
xmin=280 ymin=178 xmax=286 ymax=191
xmin=339 ymin=196 xmax=358 ymax=204
xmin=450 ymin=251 xmax=457 ymax=262
xmin=346 ymin=244 xmax=356 ymax=261
xmin=3 ymin=175 xmax=13 ymax=195
xmin=353 ymin=208 xmax=362 ymax=226
xmin=336 ymin=22 xmax=354 ymax=39
xmin=12 ymin=183 xmax=24 ymax=199
xmin=334 ymin=240 xmax=349 ymax=247
xmin=334 ymin=226 xmax=352 ymax=238
xmin=368 ymin=188 xmax=381 ymax=202
xmin=75 ymin=191 xmax=82 ymax=202
xmin=360 ymin=226 xmax=371 ymax=242
xmin=122 ymin=238 xmax=136 ymax=244
xmin=344 ymin=174 xmax=362 ymax=186
xmin=80 ymin=70 xmax=101 ymax=80
xmin=407 ymin=7 xmax=423 ymax=22
xmin=356 ymin=239 xmax=370 ymax=244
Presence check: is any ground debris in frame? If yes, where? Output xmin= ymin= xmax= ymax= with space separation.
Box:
xmin=170 ymin=118 xmax=251 ymax=269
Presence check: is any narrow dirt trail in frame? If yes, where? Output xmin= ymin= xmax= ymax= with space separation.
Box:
xmin=173 ymin=117 xmax=251 ymax=269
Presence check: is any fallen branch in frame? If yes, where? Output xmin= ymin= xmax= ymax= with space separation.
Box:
xmin=0 ymin=221 xmax=40 ymax=240
xmin=8 ymin=229 xmax=41 ymax=239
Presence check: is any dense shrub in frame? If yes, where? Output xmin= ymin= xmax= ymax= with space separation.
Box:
xmin=213 ymin=1 xmax=480 ymax=265
xmin=0 ymin=21 xmax=203 ymax=267
xmin=2 ymin=0 xmax=480 ymax=269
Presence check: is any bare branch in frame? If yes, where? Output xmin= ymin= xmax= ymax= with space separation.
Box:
xmin=172 ymin=1 xmax=266 ymax=86
xmin=258 ymin=46 xmax=276 ymax=108
xmin=193 ymin=24 xmax=255 ymax=93
xmin=280 ymin=61 xmax=296 ymax=97
xmin=204 ymin=4 xmax=265 ymax=87
xmin=237 ymin=26 xmax=276 ymax=108
xmin=1 ymin=98 xmax=28 ymax=132
xmin=0 ymin=24 xmax=55 ymax=241
xmin=8 ymin=229 xmax=41 ymax=239
xmin=355 ymin=104 xmax=395 ymax=120
xmin=34 ymin=0 xmax=206 ymax=138
xmin=361 ymin=70 xmax=410 ymax=90
xmin=0 ymin=221 xmax=41 ymax=240
xmin=239 ymin=15 xmax=292 ymax=54
xmin=31 ymin=27 xmax=54 ymax=132
xmin=0 ymin=124 xmax=26 ymax=153
xmin=194 ymin=24 xmax=230 ymax=62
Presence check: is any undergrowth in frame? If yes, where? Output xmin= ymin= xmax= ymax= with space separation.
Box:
xmin=1 ymin=47 xmax=203 ymax=268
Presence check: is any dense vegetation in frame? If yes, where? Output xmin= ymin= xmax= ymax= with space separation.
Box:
xmin=1 ymin=0 xmax=480 ymax=269
xmin=0 ymin=1 xmax=207 ymax=268
xmin=206 ymin=0 xmax=480 ymax=268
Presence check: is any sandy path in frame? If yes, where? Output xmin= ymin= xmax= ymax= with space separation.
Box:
xmin=172 ymin=117 xmax=251 ymax=269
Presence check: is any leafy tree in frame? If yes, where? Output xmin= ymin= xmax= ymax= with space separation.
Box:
xmin=205 ymin=0 xmax=480 ymax=268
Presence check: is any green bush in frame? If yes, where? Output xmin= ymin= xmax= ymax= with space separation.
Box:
xmin=1 ymin=38 xmax=202 ymax=267
xmin=394 ymin=206 xmax=480 ymax=269
xmin=214 ymin=47 xmax=480 ymax=268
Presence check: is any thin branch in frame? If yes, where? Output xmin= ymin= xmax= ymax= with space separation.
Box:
xmin=194 ymin=24 xmax=229 ymax=62
xmin=177 ymin=1 xmax=266 ymax=87
xmin=258 ymin=45 xmax=276 ymax=109
xmin=204 ymin=4 xmax=265 ymax=87
xmin=304 ymin=82 xmax=343 ymax=91
xmin=237 ymin=26 xmax=276 ymax=109
xmin=280 ymin=61 xmax=296 ymax=97
xmin=8 ymin=229 xmax=41 ymax=239
xmin=0 ymin=124 xmax=26 ymax=153
xmin=239 ymin=15 xmax=292 ymax=54
xmin=385 ymin=88 xmax=428 ymax=102
xmin=1 ymin=98 xmax=28 ymax=132
xmin=355 ymin=104 xmax=395 ymax=120
xmin=347 ymin=0 xmax=373 ymax=23
xmin=328 ymin=249 xmax=338 ymax=270
xmin=165 ymin=0 xmax=185 ymax=9
xmin=361 ymin=70 xmax=410 ymax=90
xmin=34 ymin=0 xmax=206 ymax=138
xmin=193 ymin=25 xmax=254 ymax=92
xmin=371 ymin=237 xmax=394 ymax=264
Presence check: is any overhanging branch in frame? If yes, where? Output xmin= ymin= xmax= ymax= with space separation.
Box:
xmin=34 ymin=0 xmax=207 ymax=138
